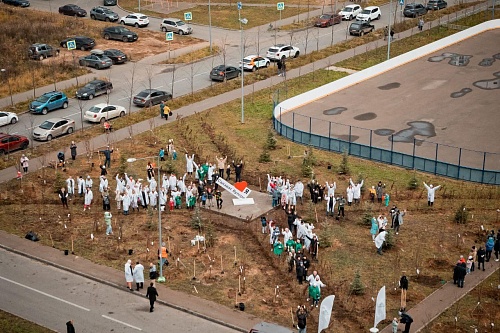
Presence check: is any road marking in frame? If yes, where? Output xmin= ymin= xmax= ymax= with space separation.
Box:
xmin=117 ymin=97 xmax=130 ymax=101
xmin=102 ymin=315 xmax=142 ymax=331
xmin=67 ymin=112 xmax=81 ymax=117
xmin=0 ymin=275 xmax=90 ymax=311
xmin=153 ymin=86 xmax=163 ymax=89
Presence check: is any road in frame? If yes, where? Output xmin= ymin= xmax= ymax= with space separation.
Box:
xmin=4 ymin=0 xmax=414 ymax=145
xmin=0 ymin=248 xmax=239 ymax=333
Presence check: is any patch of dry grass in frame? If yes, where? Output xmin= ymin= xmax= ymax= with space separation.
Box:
xmin=0 ymin=309 xmax=55 ymax=333
xmin=160 ymin=45 xmax=221 ymax=64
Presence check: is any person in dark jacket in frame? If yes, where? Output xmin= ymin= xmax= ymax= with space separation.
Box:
xmin=306 ymin=234 xmax=319 ymax=261
xmin=296 ymin=305 xmax=308 ymax=333
xmin=302 ymin=255 xmax=311 ymax=279
xmin=287 ymin=210 xmax=296 ymax=235
xmin=453 ymin=263 xmax=461 ymax=285
xmin=146 ymin=282 xmax=159 ymax=312
xmin=70 ymin=142 xmax=77 ymax=160
xmin=232 ymin=160 xmax=243 ymax=183
xmin=296 ymin=261 xmax=305 ymax=284
xmin=399 ymin=311 xmax=413 ymax=333
xmin=66 ymin=320 xmax=76 ymax=333
xmin=456 ymin=262 xmax=466 ymax=288
xmin=477 ymin=246 xmax=486 ymax=271
xmin=494 ymin=233 xmax=500 ymax=261
xmin=100 ymin=146 xmax=114 ymax=168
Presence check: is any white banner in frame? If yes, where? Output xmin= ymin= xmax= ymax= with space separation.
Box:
xmin=318 ymin=295 xmax=335 ymax=333
xmin=374 ymin=286 xmax=386 ymax=328
xmin=215 ymin=177 xmax=251 ymax=198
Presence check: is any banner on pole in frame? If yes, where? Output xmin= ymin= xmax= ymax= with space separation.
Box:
xmin=318 ymin=295 xmax=335 ymax=333
xmin=374 ymin=286 xmax=386 ymax=328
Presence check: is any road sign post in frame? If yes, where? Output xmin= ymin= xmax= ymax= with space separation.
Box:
xmin=277 ymin=2 xmax=284 ymax=29
xmin=184 ymin=12 xmax=192 ymax=21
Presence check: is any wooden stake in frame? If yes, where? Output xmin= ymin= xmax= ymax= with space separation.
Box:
xmin=234 ymin=246 xmax=237 ymax=264
xmin=193 ymin=285 xmax=198 ymax=294
xmin=71 ymin=236 xmax=74 ymax=254
xmin=49 ymin=233 xmax=55 ymax=247
xmin=290 ymin=307 xmax=295 ymax=328
xmin=221 ymin=254 xmax=224 ymax=274
xmin=193 ymin=258 xmax=196 ymax=279
xmin=238 ymin=275 xmax=241 ymax=295
xmin=168 ymin=236 xmax=171 ymax=253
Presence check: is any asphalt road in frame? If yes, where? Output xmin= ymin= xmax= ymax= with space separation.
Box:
xmin=5 ymin=0 xmax=411 ymax=146
xmin=0 ymin=248 xmax=239 ymax=333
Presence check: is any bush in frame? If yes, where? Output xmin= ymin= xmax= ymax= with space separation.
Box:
xmin=384 ymin=229 xmax=395 ymax=250
xmin=190 ymin=207 xmax=203 ymax=230
xmin=259 ymin=149 xmax=271 ymax=163
xmin=204 ymin=221 xmax=218 ymax=248
xmin=350 ymin=271 xmax=365 ymax=295
xmin=52 ymin=172 xmax=66 ymax=193
xmin=117 ymin=153 xmax=128 ymax=175
xmin=338 ymin=149 xmax=350 ymax=175
xmin=408 ymin=176 xmax=418 ymax=190
xmin=361 ymin=212 xmax=373 ymax=226
xmin=317 ymin=222 xmax=334 ymax=248
xmin=454 ymin=204 xmax=468 ymax=224
xmin=265 ymin=131 xmax=277 ymax=150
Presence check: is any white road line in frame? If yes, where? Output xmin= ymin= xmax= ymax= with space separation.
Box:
xmin=0 ymin=275 xmax=90 ymax=312
xmin=102 ymin=315 xmax=142 ymax=331
xmin=117 ymin=97 xmax=129 ymax=101
xmin=153 ymin=86 xmax=163 ymax=89
xmin=67 ymin=112 xmax=81 ymax=117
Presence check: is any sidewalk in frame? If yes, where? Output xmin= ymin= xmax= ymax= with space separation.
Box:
xmin=0 ymin=230 xmax=259 ymax=332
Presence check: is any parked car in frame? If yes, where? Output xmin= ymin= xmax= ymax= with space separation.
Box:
xmin=0 ymin=133 xmax=29 ymax=155
xmin=28 ymin=43 xmax=59 ymax=61
xmin=239 ymin=55 xmax=270 ymax=71
xmin=79 ymin=49 xmax=113 ymax=69
xmin=120 ymin=13 xmax=149 ymax=27
xmin=58 ymin=4 xmax=87 ymax=17
xmin=60 ymin=36 xmax=95 ymax=51
xmin=103 ymin=49 xmax=128 ymax=64
xmin=338 ymin=4 xmax=362 ymax=20
xmin=133 ymin=89 xmax=172 ymax=107
xmin=403 ymin=3 xmax=428 ymax=17
xmin=209 ymin=65 xmax=240 ymax=81
xmin=1 ymin=0 xmax=30 ymax=7
xmin=356 ymin=6 xmax=381 ymax=22
xmin=426 ymin=0 xmax=447 ymax=10
xmin=103 ymin=26 xmax=138 ymax=42
xmin=84 ymin=103 xmax=126 ymax=123
xmin=266 ymin=44 xmax=300 ymax=61
xmin=103 ymin=0 xmax=116 ymax=5
xmin=160 ymin=18 xmax=193 ymax=35
xmin=349 ymin=21 xmax=375 ymax=36
xmin=76 ymin=79 xmax=113 ymax=100
xmin=90 ymin=6 xmax=119 ymax=21
xmin=33 ymin=118 xmax=75 ymax=141
xmin=0 ymin=111 xmax=18 ymax=126
xmin=315 ymin=13 xmax=341 ymax=27
xmin=29 ymin=91 xmax=69 ymax=115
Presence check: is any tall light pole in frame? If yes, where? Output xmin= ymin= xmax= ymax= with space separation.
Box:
xmin=127 ymin=154 xmax=165 ymax=283
xmin=1 ymin=68 xmax=13 ymax=107
xmin=387 ymin=0 xmax=393 ymax=60
xmin=238 ymin=3 xmax=248 ymax=124
xmin=208 ymin=0 xmax=212 ymax=52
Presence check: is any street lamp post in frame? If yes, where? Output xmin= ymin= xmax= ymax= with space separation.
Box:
xmin=1 ymin=68 xmax=13 ymax=107
xmin=238 ymin=3 xmax=248 ymax=124
xmin=127 ymin=154 xmax=165 ymax=283
xmin=387 ymin=0 xmax=393 ymax=60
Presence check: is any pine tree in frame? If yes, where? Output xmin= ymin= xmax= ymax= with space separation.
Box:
xmin=384 ymin=230 xmax=395 ymax=249
xmin=190 ymin=207 xmax=203 ymax=230
xmin=53 ymin=172 xmax=66 ymax=193
xmin=339 ymin=149 xmax=350 ymax=174
xmin=265 ymin=131 xmax=277 ymax=150
xmin=350 ymin=271 xmax=365 ymax=295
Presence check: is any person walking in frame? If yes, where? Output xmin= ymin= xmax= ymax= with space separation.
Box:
xmin=277 ymin=59 xmax=283 ymax=76
xmin=485 ymin=231 xmax=495 ymax=262
xmin=399 ymin=273 xmax=409 ymax=311
xmin=296 ymin=305 xmax=308 ymax=333
xmin=84 ymin=187 xmax=93 ymax=211
xmin=100 ymin=146 xmax=114 ymax=168
xmin=20 ymin=154 xmax=29 ymax=173
xmin=477 ymin=246 xmax=486 ymax=271
xmin=104 ymin=211 xmax=113 ymax=235
xmin=159 ymin=101 xmax=165 ymax=119
xmin=66 ymin=320 xmax=76 ymax=333
xmin=494 ymin=233 xmax=500 ymax=261
xmin=149 ymin=262 xmax=158 ymax=280
xmin=133 ymin=261 xmax=145 ymax=291
xmin=58 ymin=187 xmax=69 ymax=208
xmin=70 ymin=141 xmax=77 ymax=160
xmin=146 ymin=282 xmax=159 ymax=312
xmin=384 ymin=26 xmax=389 ymax=40
xmin=125 ymin=259 xmax=134 ymax=291
xmin=418 ymin=18 xmax=424 ymax=31
xmin=423 ymin=182 xmax=441 ymax=206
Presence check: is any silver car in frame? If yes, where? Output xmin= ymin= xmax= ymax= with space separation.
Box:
xmin=160 ymin=18 xmax=193 ymax=35
xmin=79 ymin=49 xmax=113 ymax=70
xmin=33 ymin=117 xmax=75 ymax=141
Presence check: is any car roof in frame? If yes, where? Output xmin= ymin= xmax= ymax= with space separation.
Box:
xmin=364 ymin=6 xmax=379 ymax=9
xmin=244 ymin=55 xmax=259 ymax=59
xmin=90 ymin=49 xmax=104 ymax=55
xmin=130 ymin=12 xmax=147 ymax=16
xmin=0 ymin=133 xmax=25 ymax=139
xmin=140 ymin=89 xmax=160 ymax=93
xmin=87 ymin=79 xmax=106 ymax=84
xmin=90 ymin=103 xmax=110 ymax=108
xmin=164 ymin=17 xmax=183 ymax=21
xmin=344 ymin=4 xmax=359 ymax=8
xmin=105 ymin=48 xmax=123 ymax=53
xmin=42 ymin=91 xmax=63 ymax=96
xmin=31 ymin=43 xmax=49 ymax=47
xmin=44 ymin=117 xmax=71 ymax=122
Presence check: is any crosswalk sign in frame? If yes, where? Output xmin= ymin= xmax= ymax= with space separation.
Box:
xmin=277 ymin=2 xmax=285 ymax=10
xmin=166 ymin=32 xmax=174 ymax=41
xmin=237 ymin=2 xmax=242 ymax=10
xmin=66 ymin=40 xmax=76 ymax=50
xmin=399 ymin=0 xmax=404 ymax=5
xmin=184 ymin=12 xmax=192 ymax=21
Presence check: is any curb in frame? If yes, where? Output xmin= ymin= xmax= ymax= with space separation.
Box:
xmin=0 ymin=242 xmax=248 ymax=333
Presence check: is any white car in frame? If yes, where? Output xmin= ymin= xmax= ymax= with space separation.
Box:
xmin=84 ymin=103 xmax=126 ymax=123
xmin=0 ymin=111 xmax=18 ymax=126
xmin=120 ymin=13 xmax=149 ymax=27
xmin=338 ymin=4 xmax=362 ymax=20
xmin=356 ymin=6 xmax=381 ymax=22
xmin=238 ymin=55 xmax=271 ymax=71
xmin=266 ymin=44 xmax=300 ymax=61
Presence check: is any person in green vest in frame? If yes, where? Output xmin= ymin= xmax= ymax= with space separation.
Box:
xmin=384 ymin=193 xmax=390 ymax=207
xmin=294 ymin=239 xmax=303 ymax=253
xmin=273 ymin=241 xmax=284 ymax=257
xmin=308 ymin=283 xmax=320 ymax=308
xmin=286 ymin=238 xmax=296 ymax=253
xmin=174 ymin=195 xmax=182 ymax=209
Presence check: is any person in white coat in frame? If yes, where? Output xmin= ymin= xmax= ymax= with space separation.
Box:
xmin=346 ymin=184 xmax=354 ymax=206
xmin=133 ymin=261 xmax=145 ymax=291
xmin=77 ymin=176 xmax=85 ymax=197
xmin=159 ymin=189 xmax=167 ymax=211
xmin=375 ymin=230 xmax=387 ymax=255
xmin=326 ymin=181 xmax=336 ymax=197
xmin=66 ymin=176 xmax=75 ymax=200
xmin=325 ymin=194 xmax=336 ymax=216
xmin=20 ymin=154 xmax=29 ymax=173
xmin=282 ymin=227 xmax=293 ymax=246
xmin=125 ymin=260 xmax=134 ymax=290
xmin=168 ymin=173 xmax=177 ymax=191
xmin=423 ymin=182 xmax=441 ymax=206
xmin=185 ymin=154 xmax=195 ymax=175
xmin=349 ymin=178 xmax=364 ymax=204
xmin=99 ymin=176 xmax=108 ymax=193
xmin=295 ymin=181 xmax=304 ymax=204
xmin=121 ymin=192 xmax=131 ymax=215
xmin=84 ymin=187 xmax=93 ymax=211
xmin=149 ymin=189 xmax=158 ymax=209
xmin=85 ymin=175 xmax=93 ymax=189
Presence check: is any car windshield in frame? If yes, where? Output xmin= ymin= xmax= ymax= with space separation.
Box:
xmin=319 ymin=15 xmax=330 ymax=19
xmin=102 ymin=8 xmax=113 ymax=13
xmin=84 ymin=83 xmax=97 ymax=89
xmin=243 ymin=59 xmax=252 ymax=63
xmin=139 ymin=16 xmax=147 ymax=19
xmin=176 ymin=21 xmax=185 ymax=26
xmin=351 ymin=23 xmax=361 ymax=28
xmin=361 ymin=9 xmax=370 ymax=14
xmin=268 ymin=48 xmax=279 ymax=53
xmin=88 ymin=106 xmax=103 ymax=113
xmin=119 ymin=27 xmax=130 ymax=32
xmin=39 ymin=121 xmax=55 ymax=130
xmin=137 ymin=91 xmax=150 ymax=97
xmin=35 ymin=95 xmax=50 ymax=103
xmin=343 ymin=7 xmax=353 ymax=12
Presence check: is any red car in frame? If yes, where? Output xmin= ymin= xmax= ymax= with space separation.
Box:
xmin=315 ymin=13 xmax=342 ymax=27
xmin=0 ymin=133 xmax=29 ymax=155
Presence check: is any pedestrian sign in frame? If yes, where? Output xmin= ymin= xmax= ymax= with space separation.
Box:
xmin=166 ymin=32 xmax=174 ymax=41
xmin=399 ymin=0 xmax=404 ymax=5
xmin=66 ymin=40 xmax=76 ymax=51
xmin=237 ymin=1 xmax=242 ymax=10
xmin=184 ymin=12 xmax=192 ymax=21
xmin=277 ymin=2 xmax=285 ymax=10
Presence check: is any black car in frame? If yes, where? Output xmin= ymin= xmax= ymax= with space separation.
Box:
xmin=76 ymin=79 xmax=113 ymax=100
xmin=403 ymin=3 xmax=428 ymax=17
xmin=103 ymin=26 xmax=138 ymax=42
xmin=2 ymin=0 xmax=30 ymax=7
xmin=348 ymin=21 xmax=374 ymax=36
xmin=103 ymin=0 xmax=116 ymax=5
xmin=58 ymin=4 xmax=87 ymax=17
xmin=60 ymin=36 xmax=95 ymax=51
xmin=133 ymin=89 xmax=172 ymax=107
xmin=103 ymin=49 xmax=128 ymax=64
xmin=209 ymin=65 xmax=241 ymax=81
xmin=426 ymin=0 xmax=447 ymax=10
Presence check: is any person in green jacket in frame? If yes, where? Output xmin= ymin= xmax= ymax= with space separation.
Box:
xmin=308 ymin=284 xmax=320 ymax=307
xmin=286 ymin=238 xmax=296 ymax=252
xmin=384 ymin=193 xmax=390 ymax=207
xmin=273 ymin=241 xmax=284 ymax=257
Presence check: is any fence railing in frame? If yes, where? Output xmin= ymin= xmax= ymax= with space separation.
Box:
xmin=273 ymin=110 xmax=500 ymax=185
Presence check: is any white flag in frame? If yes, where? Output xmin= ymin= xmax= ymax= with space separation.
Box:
xmin=374 ymin=286 xmax=386 ymax=328
xmin=318 ymin=295 xmax=335 ymax=333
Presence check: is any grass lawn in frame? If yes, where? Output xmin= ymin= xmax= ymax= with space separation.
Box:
xmin=0 ymin=310 xmax=54 ymax=333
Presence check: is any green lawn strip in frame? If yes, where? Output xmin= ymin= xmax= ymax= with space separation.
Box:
xmin=0 ymin=309 xmax=55 ymax=333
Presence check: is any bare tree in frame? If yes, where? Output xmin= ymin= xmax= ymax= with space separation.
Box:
xmin=170 ymin=64 xmax=176 ymax=97
xmin=125 ymin=62 xmax=138 ymax=116
xmin=26 ymin=112 xmax=37 ymax=150
xmin=218 ymin=35 xmax=230 ymax=69
xmin=146 ymin=66 xmax=154 ymax=112
xmin=76 ymin=98 xmax=88 ymax=133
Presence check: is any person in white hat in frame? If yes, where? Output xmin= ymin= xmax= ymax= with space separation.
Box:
xmin=423 ymin=182 xmax=441 ymax=206
xmin=20 ymin=154 xmax=29 ymax=173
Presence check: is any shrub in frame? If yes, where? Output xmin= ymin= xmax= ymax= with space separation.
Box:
xmin=361 ymin=212 xmax=373 ymax=226
xmin=265 ymin=131 xmax=277 ymax=150
xmin=454 ymin=204 xmax=468 ymax=224
xmin=204 ymin=221 xmax=218 ymax=248
xmin=408 ymin=176 xmax=418 ymax=190
xmin=317 ymin=222 xmax=334 ymax=248
xmin=117 ymin=153 xmax=128 ymax=175
xmin=384 ymin=229 xmax=396 ymax=250
xmin=52 ymin=172 xmax=66 ymax=193
xmin=190 ymin=207 xmax=203 ymax=230
xmin=350 ymin=271 xmax=365 ymax=295
xmin=259 ymin=149 xmax=271 ymax=163
xmin=338 ymin=149 xmax=350 ymax=175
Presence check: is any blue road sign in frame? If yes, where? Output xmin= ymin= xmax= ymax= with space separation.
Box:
xmin=237 ymin=2 xmax=242 ymax=10
xmin=166 ymin=32 xmax=174 ymax=41
xmin=399 ymin=0 xmax=404 ymax=5
xmin=66 ymin=40 xmax=76 ymax=50
xmin=184 ymin=12 xmax=192 ymax=21
xmin=277 ymin=2 xmax=285 ymax=10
